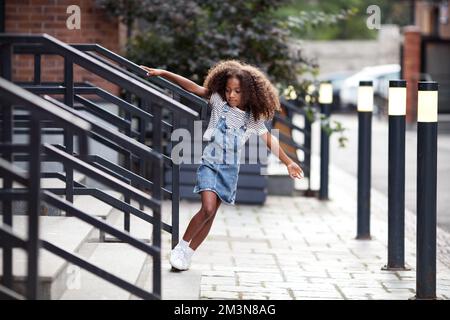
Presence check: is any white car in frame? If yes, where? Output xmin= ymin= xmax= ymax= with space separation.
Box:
xmin=339 ymin=64 xmax=401 ymax=111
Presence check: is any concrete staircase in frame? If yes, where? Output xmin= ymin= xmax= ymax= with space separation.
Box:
xmin=58 ymin=202 xmax=202 ymax=300
xmin=1 ymin=186 xmax=202 ymax=299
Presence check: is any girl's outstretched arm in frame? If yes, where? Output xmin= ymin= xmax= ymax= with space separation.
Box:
xmin=261 ymin=132 xmax=304 ymax=179
xmin=140 ymin=66 xmax=208 ymax=98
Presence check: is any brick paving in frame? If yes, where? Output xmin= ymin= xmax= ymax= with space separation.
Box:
xmin=161 ymin=162 xmax=450 ymax=300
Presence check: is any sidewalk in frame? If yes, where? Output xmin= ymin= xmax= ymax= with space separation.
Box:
xmin=161 ymin=157 xmax=450 ymax=300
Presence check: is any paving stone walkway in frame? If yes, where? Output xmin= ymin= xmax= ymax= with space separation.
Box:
xmin=162 ymin=161 xmax=450 ymax=300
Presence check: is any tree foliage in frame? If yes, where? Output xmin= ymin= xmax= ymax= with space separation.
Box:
xmin=275 ymin=0 xmax=416 ymax=40
xmin=96 ymin=0 xmax=317 ymax=93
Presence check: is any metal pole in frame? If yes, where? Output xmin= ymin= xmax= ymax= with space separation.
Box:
xmin=319 ymin=103 xmax=330 ymax=200
xmin=139 ymin=114 xmax=146 ymax=211
xmin=64 ymin=58 xmax=74 ymax=207
xmin=356 ymin=81 xmax=373 ymax=240
xmin=318 ymin=81 xmax=333 ymax=200
xmin=171 ymin=115 xmax=180 ymax=249
xmin=415 ymin=81 xmax=438 ymax=299
xmin=304 ymin=111 xmax=312 ymax=192
xmin=123 ymin=92 xmax=132 ymax=233
xmin=152 ymin=106 xmax=162 ymax=298
xmin=1 ymin=42 xmax=13 ymax=288
xmin=27 ymin=117 xmax=42 ymax=299
xmin=383 ymin=80 xmax=409 ymax=271
xmin=33 ymin=54 xmax=41 ymax=85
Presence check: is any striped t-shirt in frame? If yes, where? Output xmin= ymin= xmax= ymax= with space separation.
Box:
xmin=203 ymin=92 xmax=268 ymax=141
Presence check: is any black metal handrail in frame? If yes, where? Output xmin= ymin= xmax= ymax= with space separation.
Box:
xmin=0 ymin=77 xmax=163 ymax=300
xmin=13 ymin=42 xmax=207 ymax=107
xmin=68 ymin=43 xmax=208 ymax=118
xmin=272 ymin=96 xmax=312 ymax=189
xmin=2 ymin=98 xmax=174 ymax=232
xmin=3 ymin=33 xmax=200 ymax=249
xmin=3 ymin=34 xmax=199 ymax=117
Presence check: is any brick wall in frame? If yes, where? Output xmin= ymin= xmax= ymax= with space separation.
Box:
xmin=402 ymin=26 xmax=421 ymax=124
xmin=4 ymin=0 xmax=126 ymax=96
xmin=439 ymin=0 xmax=450 ymax=39
xmin=415 ymin=0 xmax=450 ymax=40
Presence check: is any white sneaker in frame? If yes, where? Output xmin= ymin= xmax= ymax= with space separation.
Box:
xmin=169 ymin=245 xmax=188 ymax=271
xmin=170 ymin=245 xmax=194 ymax=271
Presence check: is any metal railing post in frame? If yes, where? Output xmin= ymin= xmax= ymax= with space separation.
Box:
xmin=304 ymin=112 xmax=312 ymax=191
xmin=33 ymin=54 xmax=41 ymax=85
xmin=138 ymin=97 xmax=146 ymax=211
xmin=356 ymin=81 xmax=373 ymax=240
xmin=171 ymin=115 xmax=180 ymax=249
xmin=415 ymin=81 xmax=439 ymax=300
xmin=27 ymin=117 xmax=42 ymax=299
xmin=64 ymin=57 xmax=74 ymax=206
xmin=0 ymin=42 xmax=13 ymax=289
xmin=319 ymin=102 xmax=330 ymax=200
xmin=123 ymin=91 xmax=132 ymax=232
xmin=151 ymin=106 xmax=163 ymax=298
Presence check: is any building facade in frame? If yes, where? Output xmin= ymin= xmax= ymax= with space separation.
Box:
xmin=1 ymin=0 xmax=127 ymax=95
xmin=402 ymin=0 xmax=450 ymax=122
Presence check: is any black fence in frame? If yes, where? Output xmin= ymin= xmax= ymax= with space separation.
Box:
xmin=0 ymin=33 xmax=199 ymax=299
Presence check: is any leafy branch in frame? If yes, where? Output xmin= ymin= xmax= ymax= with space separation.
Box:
xmin=284 ymin=88 xmax=348 ymax=148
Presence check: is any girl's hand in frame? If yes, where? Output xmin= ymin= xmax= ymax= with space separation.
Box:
xmin=140 ymin=65 xmax=164 ymax=77
xmin=287 ymin=162 xmax=304 ymax=179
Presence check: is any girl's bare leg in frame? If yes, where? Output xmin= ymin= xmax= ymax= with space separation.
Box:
xmin=189 ymin=198 xmax=221 ymax=250
xmin=181 ymin=191 xmax=221 ymax=250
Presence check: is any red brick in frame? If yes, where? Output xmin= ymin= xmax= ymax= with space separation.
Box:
xmin=402 ymin=26 xmax=421 ymax=124
xmin=5 ymin=0 xmax=122 ymax=96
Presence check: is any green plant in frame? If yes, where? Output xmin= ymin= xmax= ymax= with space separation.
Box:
xmin=282 ymin=88 xmax=348 ymax=148
xmin=97 ymin=0 xmax=317 ymax=95
xmin=322 ymin=117 xmax=348 ymax=148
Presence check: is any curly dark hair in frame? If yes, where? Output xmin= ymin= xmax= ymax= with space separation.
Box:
xmin=202 ymin=60 xmax=281 ymax=121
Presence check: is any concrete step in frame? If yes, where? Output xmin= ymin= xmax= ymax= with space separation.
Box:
xmin=73 ymin=191 xmax=122 ymax=219
xmin=59 ymin=202 xmax=202 ymax=300
xmin=0 ymin=172 xmax=86 ymax=216
xmin=60 ymin=207 xmax=154 ymax=299
xmin=129 ymin=253 xmax=202 ymax=300
xmin=0 ymin=190 xmax=122 ymax=299
xmin=59 ymin=243 xmax=147 ymax=300
xmin=0 ymin=215 xmax=94 ymax=299
xmin=0 ymin=172 xmax=85 ymax=189
xmin=2 ymin=197 xmax=202 ymax=300
xmin=129 ymin=202 xmax=202 ymax=300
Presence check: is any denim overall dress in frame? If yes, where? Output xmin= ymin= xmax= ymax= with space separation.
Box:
xmin=193 ymin=103 xmax=250 ymax=205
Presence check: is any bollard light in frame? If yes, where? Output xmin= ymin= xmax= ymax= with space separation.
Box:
xmin=357 ymin=81 xmax=373 ymax=112
xmin=319 ymin=81 xmax=333 ymax=104
xmin=383 ymin=79 xmax=410 ymax=271
xmin=319 ymin=81 xmax=333 ymax=200
xmin=418 ymin=82 xmax=438 ymax=122
xmin=388 ymin=80 xmax=407 ymax=116
xmin=415 ymin=81 xmax=439 ymax=299
xmin=356 ymin=80 xmax=373 ymax=239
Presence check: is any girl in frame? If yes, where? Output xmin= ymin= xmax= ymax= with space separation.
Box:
xmin=140 ymin=60 xmax=303 ymax=271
